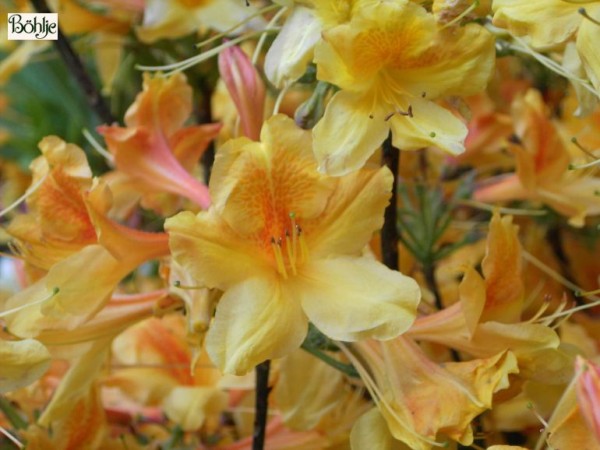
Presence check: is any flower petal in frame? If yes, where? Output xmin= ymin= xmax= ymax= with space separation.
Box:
xmin=313 ymin=90 xmax=390 ymax=176
xmin=205 ymin=277 xmax=308 ymax=375
xmin=265 ymin=6 xmax=322 ymax=88
xmin=166 ymin=210 xmax=271 ymax=290
xmin=492 ymin=0 xmax=580 ymax=48
xmin=577 ymin=16 xmax=600 ymax=94
xmin=297 ymin=257 xmax=420 ymax=341
xmin=0 ymin=338 xmax=51 ymax=394
xmin=389 ymin=97 xmax=467 ymax=155
xmin=309 ymin=165 xmax=393 ymax=257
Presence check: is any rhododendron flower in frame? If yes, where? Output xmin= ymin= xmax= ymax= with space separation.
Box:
xmin=99 ymin=73 xmax=221 ymax=211
xmin=475 ymin=89 xmax=600 ymax=227
xmin=493 ymin=0 xmax=600 ymax=93
xmin=312 ymin=0 xmax=495 ymax=175
xmin=347 ymin=337 xmax=518 ymax=450
xmin=166 ymin=114 xmax=420 ymax=374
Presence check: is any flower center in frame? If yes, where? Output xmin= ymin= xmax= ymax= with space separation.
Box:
xmin=269 ymin=212 xmax=309 ymax=279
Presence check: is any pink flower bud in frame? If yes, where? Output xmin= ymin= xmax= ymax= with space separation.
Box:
xmin=218 ymin=45 xmax=265 ymax=141
xmin=576 ymin=356 xmax=600 ymax=443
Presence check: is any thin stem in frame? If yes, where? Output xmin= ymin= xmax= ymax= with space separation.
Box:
xmin=30 ymin=0 xmax=115 ymax=124
xmin=381 ymin=133 xmax=400 ymax=271
xmin=423 ymin=263 xmax=443 ymax=311
xmin=252 ymin=360 xmax=271 ymax=450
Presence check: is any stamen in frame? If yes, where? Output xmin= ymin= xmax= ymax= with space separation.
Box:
xmin=522 ymin=250 xmax=600 ymax=301
xmin=576 ymin=287 xmax=600 ymax=297
xmin=0 ymin=287 xmax=59 ymax=319
xmin=173 ymin=280 xmax=205 ymax=290
xmin=252 ymin=6 xmax=288 ymax=65
xmin=570 ymin=137 xmax=597 ymax=159
xmin=0 ymin=426 xmax=23 ymax=449
xmin=285 ymin=230 xmax=297 ymax=275
xmin=568 ymin=157 xmax=600 ymax=171
xmin=297 ymin=226 xmax=309 ymax=263
xmin=273 ymin=83 xmax=290 ymax=115
xmin=137 ymin=31 xmax=275 ymax=75
xmin=195 ymin=3 xmax=279 ymax=49
xmin=385 ymin=105 xmax=413 ymax=121
xmin=289 ymin=212 xmax=298 ymax=267
xmin=457 ymin=199 xmax=547 ymax=216
xmin=441 ymin=0 xmax=480 ymax=29
xmin=579 ymin=7 xmax=600 ymax=26
xmin=0 ymin=173 xmax=48 ymax=218
xmin=83 ymin=128 xmax=114 ymax=163
xmin=527 ymin=402 xmax=549 ymax=429
xmin=505 ymin=36 xmax=599 ymax=100
xmin=271 ymin=237 xmax=288 ymax=279
xmin=526 ymin=299 xmax=550 ymax=323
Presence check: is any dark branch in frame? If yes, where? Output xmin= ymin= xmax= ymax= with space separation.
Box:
xmin=252 ymin=360 xmax=271 ymax=450
xmin=381 ymin=133 xmax=400 ymax=270
xmin=30 ymin=0 xmax=115 ymax=124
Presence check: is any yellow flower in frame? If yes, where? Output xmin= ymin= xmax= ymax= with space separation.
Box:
xmin=166 ymin=114 xmax=420 ymax=375
xmin=474 ymin=89 xmax=600 ymax=227
xmin=347 ymin=337 xmax=518 ymax=450
xmin=312 ymin=0 xmax=495 ymax=175
xmin=492 ymin=0 xmax=600 ymax=95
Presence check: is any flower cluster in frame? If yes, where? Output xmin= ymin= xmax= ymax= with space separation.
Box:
xmin=0 ymin=0 xmax=600 ymax=449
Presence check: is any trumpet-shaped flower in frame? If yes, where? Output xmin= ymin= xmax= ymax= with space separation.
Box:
xmin=312 ymin=0 xmax=495 ymax=175
xmin=347 ymin=337 xmax=518 ymax=450
xmin=474 ymin=89 xmax=600 ymax=227
xmin=166 ymin=114 xmax=420 ymax=375
xmin=99 ymin=73 xmax=221 ymax=212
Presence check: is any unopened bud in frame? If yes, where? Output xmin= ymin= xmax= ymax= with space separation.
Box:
xmin=218 ymin=45 xmax=265 ymax=140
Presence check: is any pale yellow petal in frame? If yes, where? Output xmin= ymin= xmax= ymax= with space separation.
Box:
xmin=389 ymin=97 xmax=467 ymax=155
xmin=166 ymin=210 xmax=271 ymax=290
xmin=577 ymin=16 xmax=600 ymax=94
xmin=394 ymin=23 xmax=495 ymax=98
xmin=492 ymin=0 xmax=581 ymax=48
xmin=39 ymin=339 xmax=110 ymax=426
xmin=210 ymin=115 xmax=335 ymax=237
xmin=163 ymin=386 xmax=227 ymax=431
xmin=313 ymin=90 xmax=390 ymax=176
xmin=310 ymin=165 xmax=392 ymax=257
xmin=297 ymin=257 xmax=420 ymax=341
xmin=0 ymin=339 xmax=51 ymax=393
xmin=205 ymin=276 xmax=308 ymax=375
xmin=265 ymin=6 xmax=322 ymax=88
xmin=275 ymin=349 xmax=345 ymax=430
xmin=351 ymin=408 xmax=407 ymax=450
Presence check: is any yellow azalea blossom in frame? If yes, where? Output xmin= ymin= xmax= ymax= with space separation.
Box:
xmin=166 ymin=114 xmax=420 ymax=375
xmin=106 ymin=316 xmax=226 ymax=431
xmin=7 ymin=136 xmax=100 ymax=272
xmin=312 ymin=0 xmax=495 ymax=175
xmin=3 ymin=143 xmax=170 ymax=338
xmin=265 ymin=0 xmax=367 ymax=88
xmin=474 ymin=89 xmax=600 ymax=227
xmin=408 ymin=213 xmax=573 ymax=384
xmin=492 ymin=0 xmax=600 ymax=94
xmin=347 ymin=337 xmax=518 ymax=450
